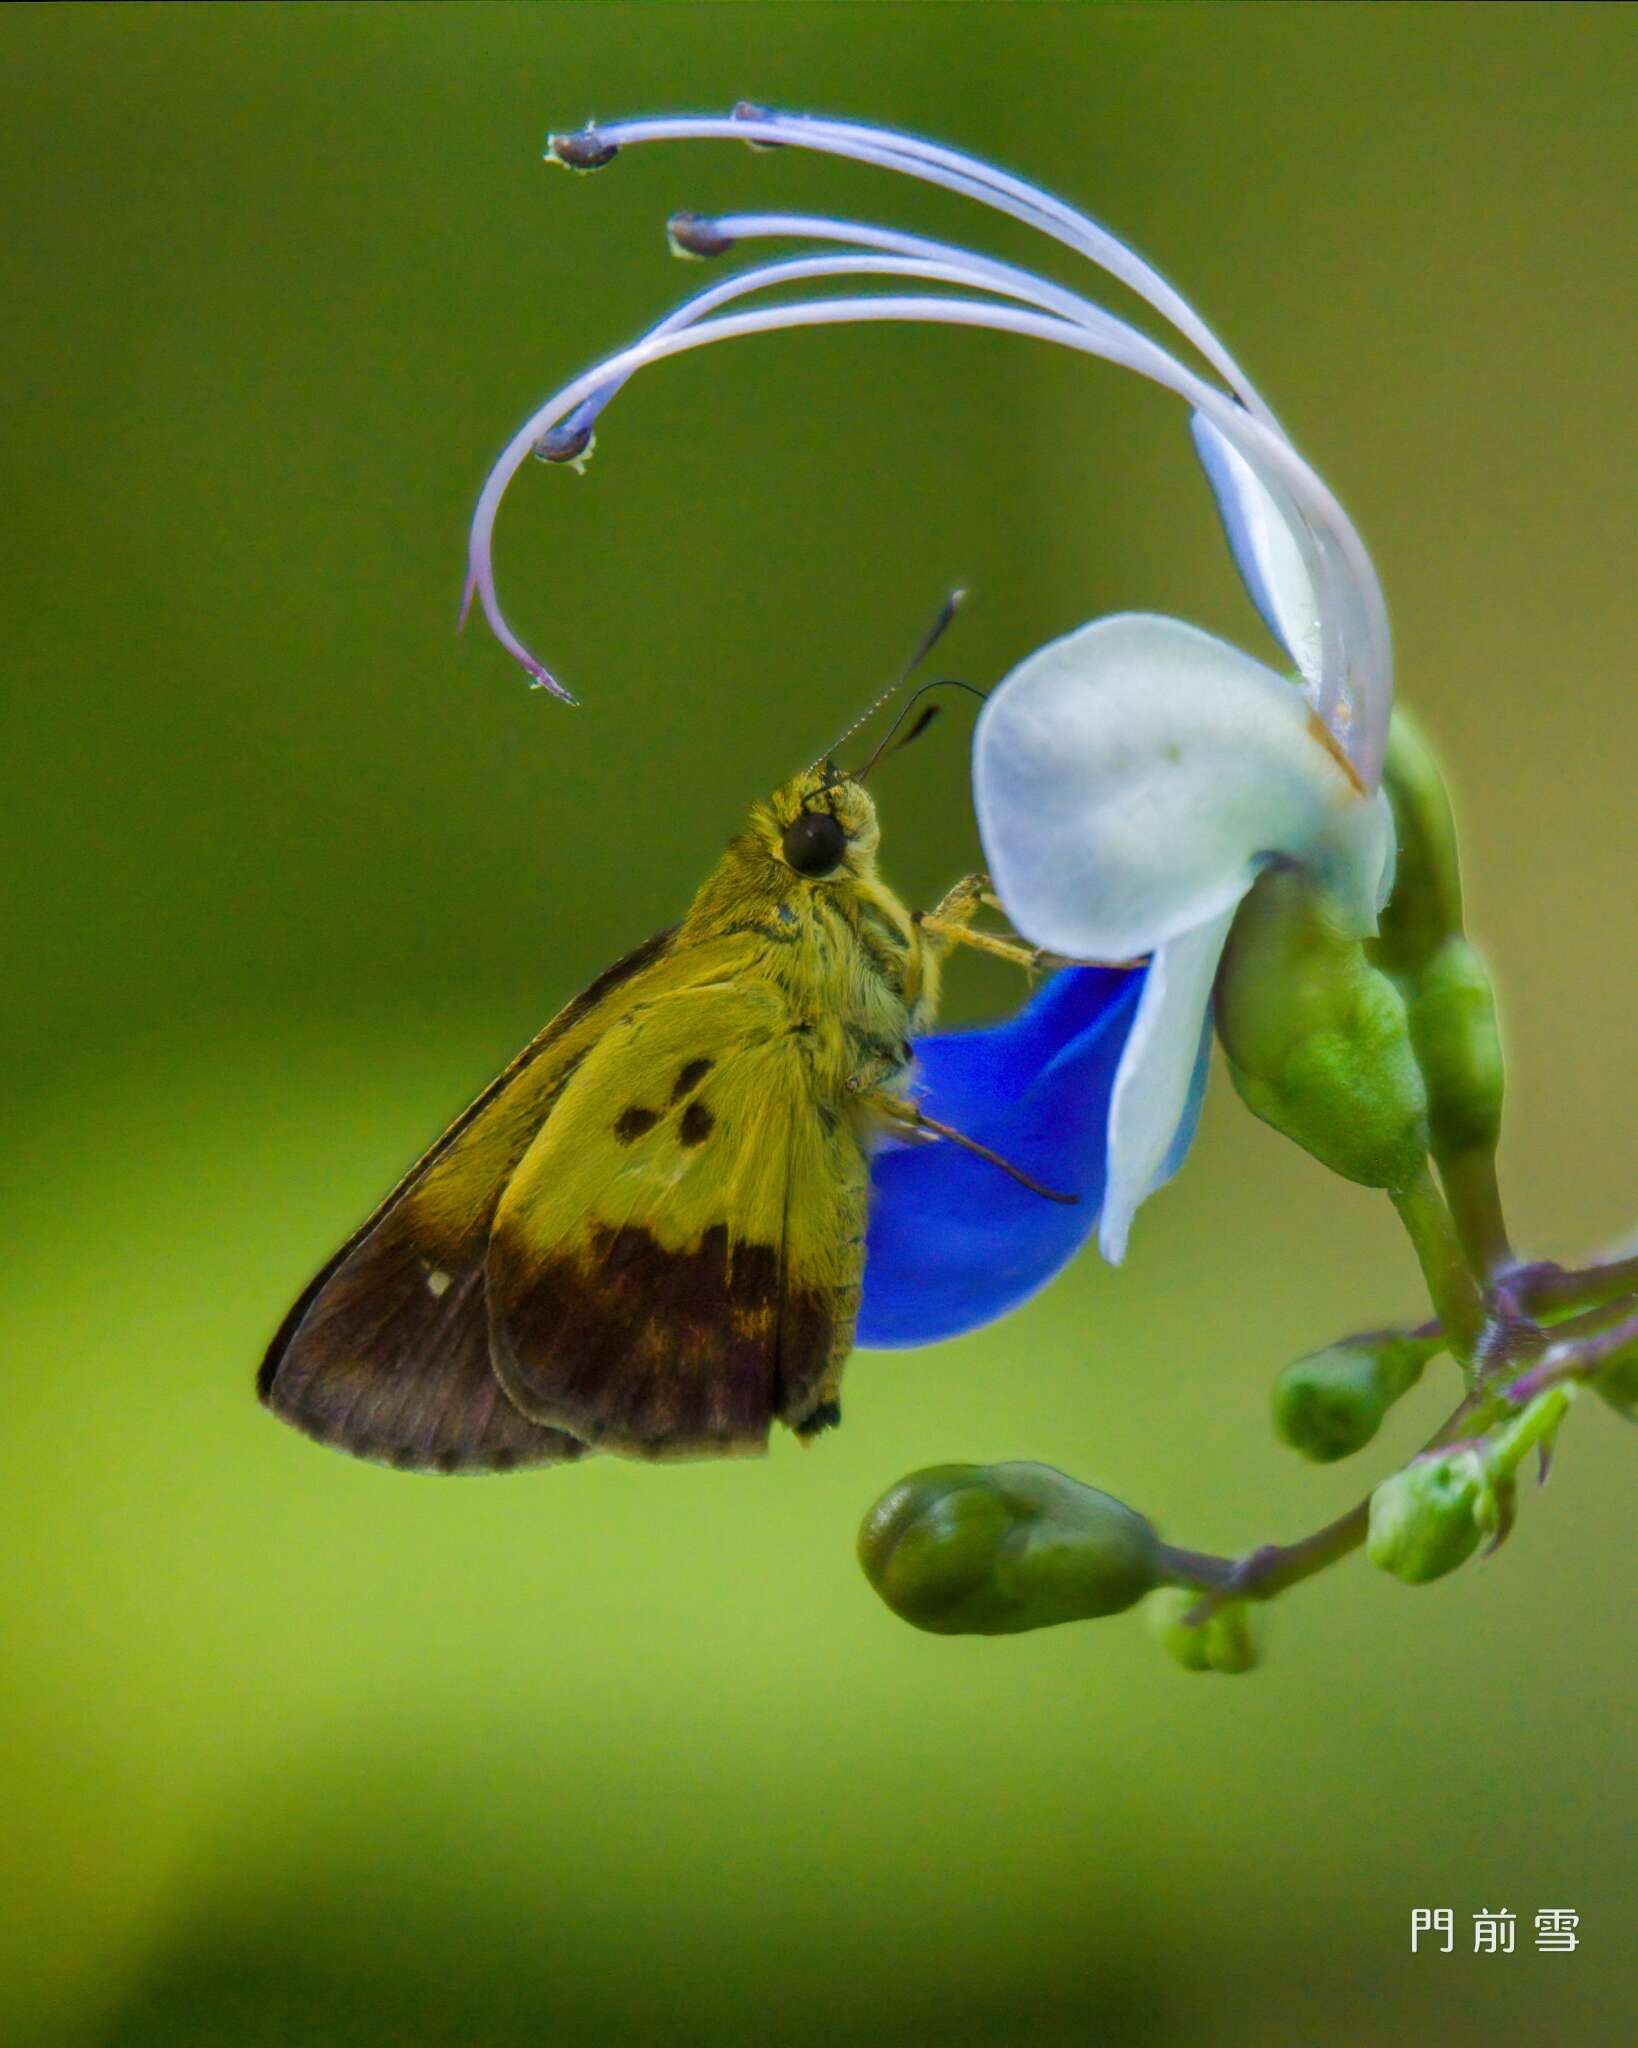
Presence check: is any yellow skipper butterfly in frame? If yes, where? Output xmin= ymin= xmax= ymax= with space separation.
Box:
xmin=260 ymin=623 xmax=1069 ymax=1472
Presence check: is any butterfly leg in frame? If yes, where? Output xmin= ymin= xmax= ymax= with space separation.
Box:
xmin=917 ymin=872 xmax=1144 ymax=975
xmin=916 ymin=871 xmax=1061 ymax=977
xmin=849 ymin=1078 xmax=1077 ymax=1205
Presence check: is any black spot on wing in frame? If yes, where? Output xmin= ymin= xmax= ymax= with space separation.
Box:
xmin=678 ymin=1101 xmax=715 ymax=1147
xmin=671 ymin=1057 xmax=714 ymax=1101
xmin=614 ymin=1106 xmax=660 ymax=1143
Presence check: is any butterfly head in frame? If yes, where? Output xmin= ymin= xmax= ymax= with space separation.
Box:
xmin=761 ymin=761 xmax=880 ymax=882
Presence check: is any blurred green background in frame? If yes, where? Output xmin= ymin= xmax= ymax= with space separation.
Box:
xmin=3 ymin=5 xmax=1632 ymax=2044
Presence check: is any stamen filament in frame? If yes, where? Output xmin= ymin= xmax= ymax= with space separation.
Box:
xmin=467 ymin=285 xmax=1375 ymax=738
xmin=539 ymin=231 xmax=1116 ymax=454
xmin=526 ymin=110 xmax=1390 ymax=779
xmin=574 ymin=110 xmax=1278 ymax=428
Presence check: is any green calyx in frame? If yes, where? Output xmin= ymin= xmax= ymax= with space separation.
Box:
xmin=857 ymin=1462 xmax=1163 ymax=1635
xmin=1147 ymin=1590 xmax=1261 ymax=1675
xmin=1367 ymin=1389 xmax=1570 ymax=1585
xmin=1373 ymin=712 xmax=1465 ymax=981
xmin=1401 ymin=938 xmax=1504 ymax=1157
xmin=1373 ymin=710 xmax=1506 ymax=1181
xmin=1216 ymin=864 xmax=1430 ymax=1191
xmin=1366 ymin=1449 xmax=1486 ymax=1584
xmin=1273 ymin=1333 xmax=1441 ymax=1462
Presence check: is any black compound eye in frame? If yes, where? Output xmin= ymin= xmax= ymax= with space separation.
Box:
xmin=782 ymin=809 xmax=847 ymax=878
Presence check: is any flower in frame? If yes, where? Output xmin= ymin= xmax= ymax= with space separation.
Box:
xmin=464 ymin=104 xmax=1394 ymax=1302
xmin=977 ymin=604 xmax=1394 ymax=1259
xmin=858 ymin=963 xmax=1194 ymax=1347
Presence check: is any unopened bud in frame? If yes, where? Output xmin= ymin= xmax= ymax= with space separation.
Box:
xmin=1147 ymin=1591 xmax=1261 ymax=1675
xmin=1372 ymin=713 xmax=1507 ymax=1180
xmin=1366 ymin=1449 xmax=1485 ymax=1584
xmin=1374 ymin=711 xmax=1465 ymax=980
xmin=1216 ymin=866 xmax=1430 ymax=1192
xmin=1272 ymin=1333 xmax=1437 ymax=1462
xmin=1403 ymin=937 xmax=1504 ymax=1157
xmin=858 ymin=1462 xmax=1162 ymax=1635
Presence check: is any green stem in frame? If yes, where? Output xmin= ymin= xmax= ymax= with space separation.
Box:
xmin=1390 ymin=1165 xmax=1488 ymax=1364
xmin=1157 ymin=1396 xmax=1483 ymax=1617
xmin=1438 ymin=1145 xmax=1512 ymax=1280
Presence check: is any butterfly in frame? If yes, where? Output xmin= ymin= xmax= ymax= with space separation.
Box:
xmin=257 ymin=742 xmax=1075 ymax=1474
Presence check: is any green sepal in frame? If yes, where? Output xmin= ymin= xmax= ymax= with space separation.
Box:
xmin=1366 ymin=1449 xmax=1485 ymax=1584
xmin=1372 ymin=711 xmax=1507 ymax=1177
xmin=1216 ymin=866 xmax=1430 ymax=1191
xmin=1374 ymin=711 xmax=1466 ymax=980
xmin=1402 ymin=937 xmax=1504 ymax=1156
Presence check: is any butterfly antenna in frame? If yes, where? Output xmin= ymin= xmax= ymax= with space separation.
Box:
xmin=812 ymin=587 xmax=966 ymax=774
xmin=854 ymin=678 xmax=988 ymax=782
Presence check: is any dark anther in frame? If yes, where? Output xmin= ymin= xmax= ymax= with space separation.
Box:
xmin=730 ymin=100 xmax=784 ymax=149
xmin=549 ymin=128 xmax=619 ymax=171
xmin=668 ymin=211 xmax=734 ymax=259
xmin=534 ymin=419 xmax=593 ymax=465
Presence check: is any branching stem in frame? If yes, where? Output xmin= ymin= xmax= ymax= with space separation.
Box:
xmin=1155 ymin=1395 xmax=1483 ymax=1619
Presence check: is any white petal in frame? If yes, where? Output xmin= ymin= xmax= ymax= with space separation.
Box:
xmin=1190 ymin=412 xmax=1325 ymax=691
xmin=1099 ymin=905 xmax=1239 ymax=1262
xmin=1333 ymin=783 xmax=1398 ymax=932
xmin=974 ymin=613 xmax=1371 ymax=963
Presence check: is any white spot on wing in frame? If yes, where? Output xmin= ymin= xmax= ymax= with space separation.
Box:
xmin=425 ymin=1267 xmax=452 ymax=1298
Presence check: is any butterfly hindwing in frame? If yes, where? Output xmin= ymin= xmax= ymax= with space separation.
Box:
xmin=257 ymin=928 xmax=677 ymax=1472
xmin=486 ymin=979 xmax=868 ymax=1459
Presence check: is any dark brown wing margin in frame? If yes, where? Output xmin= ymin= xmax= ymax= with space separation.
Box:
xmin=256 ymin=926 xmax=677 ymax=1470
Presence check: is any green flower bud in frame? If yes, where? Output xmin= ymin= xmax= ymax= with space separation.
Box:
xmin=1403 ymin=937 xmax=1504 ymax=1157
xmin=1216 ymin=866 xmax=1430 ymax=1191
xmin=1147 ymin=1590 xmax=1262 ymax=1675
xmin=1272 ymin=1333 xmax=1438 ymax=1462
xmin=858 ymin=1462 xmax=1163 ymax=1635
xmin=1374 ymin=711 xmax=1466 ymax=982
xmin=1366 ymin=1449 xmax=1485 ymax=1584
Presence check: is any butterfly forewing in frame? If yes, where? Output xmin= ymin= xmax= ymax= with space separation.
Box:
xmin=258 ymin=928 xmax=676 ymax=1472
xmin=486 ymin=976 xmax=868 ymax=1458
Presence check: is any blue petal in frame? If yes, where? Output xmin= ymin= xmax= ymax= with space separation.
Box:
xmin=858 ymin=966 xmax=1149 ymax=1349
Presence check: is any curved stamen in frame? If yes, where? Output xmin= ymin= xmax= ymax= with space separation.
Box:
xmin=538 ymin=110 xmax=1390 ymax=781
xmin=663 ymin=212 xmax=1351 ymax=724
xmin=563 ymin=108 xmax=1280 ymax=429
xmin=466 ymin=287 xmax=1383 ymax=767
xmin=533 ymin=225 xmax=1121 ymax=462
xmin=469 ymin=251 xmax=1077 ymax=691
